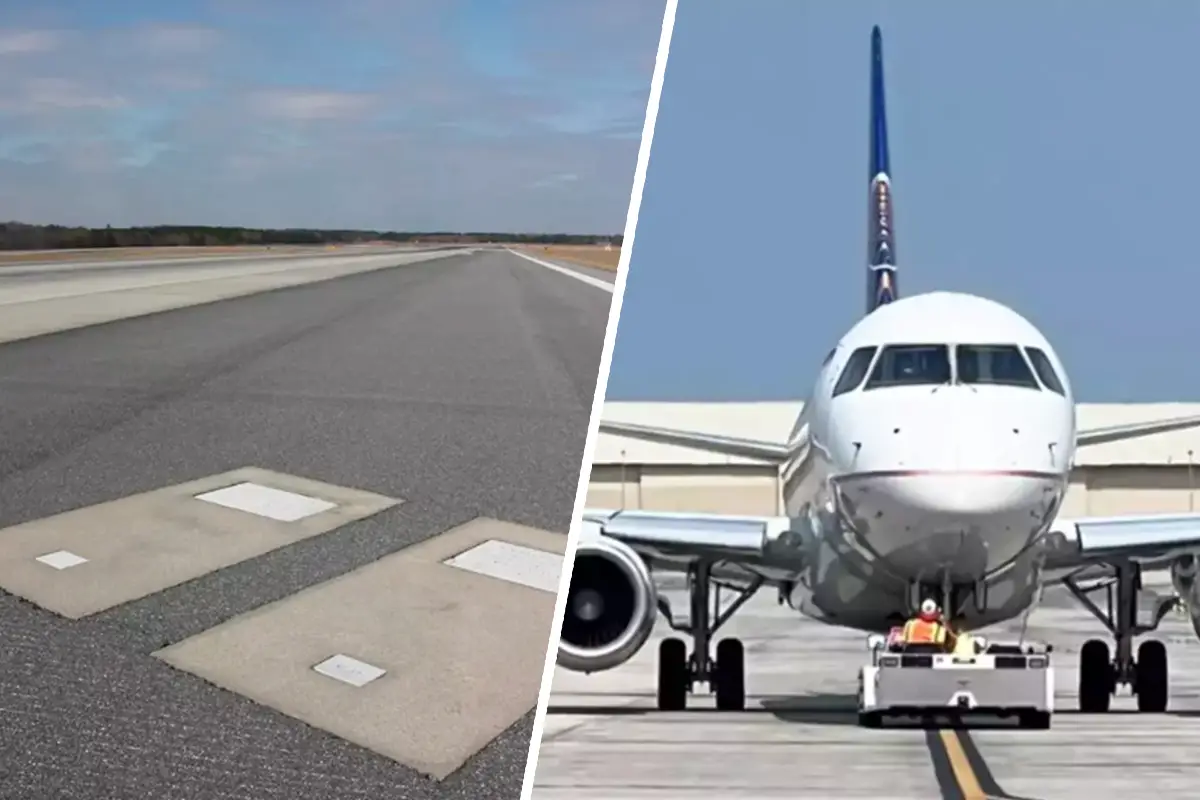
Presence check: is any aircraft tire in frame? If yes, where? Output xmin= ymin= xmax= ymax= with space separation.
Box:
xmin=1135 ymin=640 xmax=1168 ymax=713
xmin=1018 ymin=710 xmax=1051 ymax=730
xmin=714 ymin=638 xmax=745 ymax=711
xmin=857 ymin=711 xmax=883 ymax=728
xmin=657 ymin=637 xmax=688 ymax=711
xmin=1078 ymin=638 xmax=1112 ymax=713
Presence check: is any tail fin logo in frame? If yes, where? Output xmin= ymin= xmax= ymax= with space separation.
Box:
xmin=869 ymin=172 xmax=894 ymax=267
xmin=874 ymin=268 xmax=895 ymax=305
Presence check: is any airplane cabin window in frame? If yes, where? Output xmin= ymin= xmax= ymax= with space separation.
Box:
xmin=863 ymin=344 xmax=950 ymax=389
xmin=956 ymin=344 xmax=1040 ymax=389
xmin=832 ymin=346 xmax=877 ymax=396
xmin=1025 ymin=347 xmax=1066 ymax=394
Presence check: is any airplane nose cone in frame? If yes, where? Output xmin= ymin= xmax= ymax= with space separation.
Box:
xmin=855 ymin=470 xmax=1058 ymax=578
xmin=883 ymin=473 xmax=1046 ymax=517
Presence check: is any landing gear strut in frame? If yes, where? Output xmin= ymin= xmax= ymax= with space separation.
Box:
xmin=655 ymin=561 xmax=763 ymax=711
xmin=1065 ymin=561 xmax=1178 ymax=713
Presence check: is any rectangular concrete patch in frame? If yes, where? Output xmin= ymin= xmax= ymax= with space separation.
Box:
xmin=444 ymin=539 xmax=563 ymax=592
xmin=154 ymin=517 xmax=565 ymax=780
xmin=0 ymin=466 xmax=400 ymax=618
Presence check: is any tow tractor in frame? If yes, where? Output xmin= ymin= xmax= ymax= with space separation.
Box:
xmin=857 ymin=630 xmax=1055 ymax=729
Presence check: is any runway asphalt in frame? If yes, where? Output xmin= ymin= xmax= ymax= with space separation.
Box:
xmin=0 ymin=249 xmax=610 ymax=799
xmin=532 ymin=575 xmax=1200 ymax=799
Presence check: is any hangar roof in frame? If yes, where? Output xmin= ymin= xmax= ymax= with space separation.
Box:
xmin=594 ymin=401 xmax=1200 ymax=468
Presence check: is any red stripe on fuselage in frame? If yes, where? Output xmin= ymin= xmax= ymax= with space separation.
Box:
xmin=833 ymin=469 xmax=1063 ymax=483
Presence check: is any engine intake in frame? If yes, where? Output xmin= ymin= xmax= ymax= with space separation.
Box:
xmin=557 ymin=536 xmax=657 ymax=673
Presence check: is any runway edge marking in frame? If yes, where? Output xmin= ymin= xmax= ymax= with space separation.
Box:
xmin=504 ymin=249 xmax=615 ymax=293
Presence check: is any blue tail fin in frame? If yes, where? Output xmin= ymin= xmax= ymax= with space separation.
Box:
xmin=867 ymin=25 xmax=897 ymax=314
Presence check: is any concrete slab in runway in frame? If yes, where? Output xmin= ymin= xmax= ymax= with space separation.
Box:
xmin=531 ymin=581 xmax=1200 ymax=800
xmin=157 ymin=517 xmax=563 ymax=780
xmin=0 ymin=249 xmax=607 ymax=799
xmin=0 ymin=466 xmax=399 ymax=618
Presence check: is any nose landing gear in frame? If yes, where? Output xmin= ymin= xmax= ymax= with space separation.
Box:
xmin=1065 ymin=561 xmax=1178 ymax=713
xmin=906 ymin=575 xmax=983 ymax=620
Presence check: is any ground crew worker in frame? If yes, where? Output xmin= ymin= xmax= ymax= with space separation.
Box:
xmin=901 ymin=599 xmax=955 ymax=649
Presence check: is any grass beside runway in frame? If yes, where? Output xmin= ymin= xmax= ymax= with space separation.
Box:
xmin=522 ymin=245 xmax=621 ymax=271
xmin=0 ymin=245 xmax=329 ymax=264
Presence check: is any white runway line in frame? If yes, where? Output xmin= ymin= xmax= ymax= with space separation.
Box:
xmin=505 ymin=249 xmax=615 ymax=293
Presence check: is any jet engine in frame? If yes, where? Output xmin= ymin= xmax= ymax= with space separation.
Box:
xmin=1171 ymin=554 xmax=1198 ymax=598
xmin=557 ymin=536 xmax=657 ymax=673
xmin=1170 ymin=554 xmax=1200 ymax=639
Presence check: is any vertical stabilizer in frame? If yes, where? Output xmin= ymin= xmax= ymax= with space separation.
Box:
xmin=867 ymin=25 xmax=897 ymax=313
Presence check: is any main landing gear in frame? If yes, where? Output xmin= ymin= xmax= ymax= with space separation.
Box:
xmin=655 ymin=561 xmax=763 ymax=711
xmin=1065 ymin=561 xmax=1179 ymax=713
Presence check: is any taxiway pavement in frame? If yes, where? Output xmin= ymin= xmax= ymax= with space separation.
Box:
xmin=532 ymin=575 xmax=1200 ymax=799
xmin=0 ymin=248 xmax=607 ymax=799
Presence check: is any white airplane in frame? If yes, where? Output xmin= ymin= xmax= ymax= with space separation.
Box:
xmin=558 ymin=25 xmax=1200 ymax=717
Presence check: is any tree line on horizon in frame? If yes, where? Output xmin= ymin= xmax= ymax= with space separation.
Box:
xmin=0 ymin=222 xmax=622 ymax=251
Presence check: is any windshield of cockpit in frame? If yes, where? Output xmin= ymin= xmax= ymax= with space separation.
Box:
xmin=842 ymin=343 xmax=1053 ymax=392
xmin=863 ymin=344 xmax=951 ymax=389
xmin=955 ymin=344 xmax=1039 ymax=388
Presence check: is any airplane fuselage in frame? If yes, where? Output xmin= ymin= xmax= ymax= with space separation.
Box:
xmin=777 ymin=291 xmax=1076 ymax=631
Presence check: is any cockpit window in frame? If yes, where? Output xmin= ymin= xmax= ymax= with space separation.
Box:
xmin=956 ymin=344 xmax=1040 ymax=389
xmin=864 ymin=344 xmax=951 ymax=389
xmin=1025 ymin=347 xmax=1065 ymax=395
xmin=832 ymin=346 xmax=877 ymax=396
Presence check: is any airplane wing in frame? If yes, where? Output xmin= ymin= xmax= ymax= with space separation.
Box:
xmin=597 ymin=420 xmax=804 ymax=463
xmin=581 ymin=507 xmax=790 ymax=559
xmin=1039 ymin=413 xmax=1200 ymax=573
xmin=601 ymin=412 xmax=1200 ymax=458
xmin=1043 ymin=512 xmax=1200 ymax=572
xmin=1075 ymin=413 xmax=1200 ymax=447
xmin=579 ymin=507 xmax=800 ymax=586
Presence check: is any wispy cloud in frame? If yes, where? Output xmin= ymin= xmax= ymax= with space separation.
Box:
xmin=250 ymin=89 xmax=376 ymax=121
xmin=130 ymin=24 xmax=221 ymax=55
xmin=531 ymin=172 xmax=579 ymax=189
xmin=0 ymin=0 xmax=665 ymax=232
xmin=24 ymin=78 xmax=127 ymax=111
xmin=0 ymin=77 xmax=128 ymax=113
xmin=0 ymin=28 xmax=61 ymax=56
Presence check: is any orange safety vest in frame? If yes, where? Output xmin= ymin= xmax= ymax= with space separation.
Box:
xmin=901 ymin=618 xmax=947 ymax=645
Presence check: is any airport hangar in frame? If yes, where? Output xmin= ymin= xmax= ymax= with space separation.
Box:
xmin=586 ymin=401 xmax=1200 ymax=518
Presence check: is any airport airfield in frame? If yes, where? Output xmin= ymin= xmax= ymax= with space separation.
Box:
xmin=530 ymin=401 xmax=1200 ymax=799
xmin=535 ymin=575 xmax=1200 ymax=799
xmin=0 ymin=245 xmax=613 ymax=799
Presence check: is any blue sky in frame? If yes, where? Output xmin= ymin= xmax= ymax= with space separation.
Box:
xmin=606 ymin=0 xmax=1200 ymax=404
xmin=0 ymin=0 xmax=663 ymax=232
